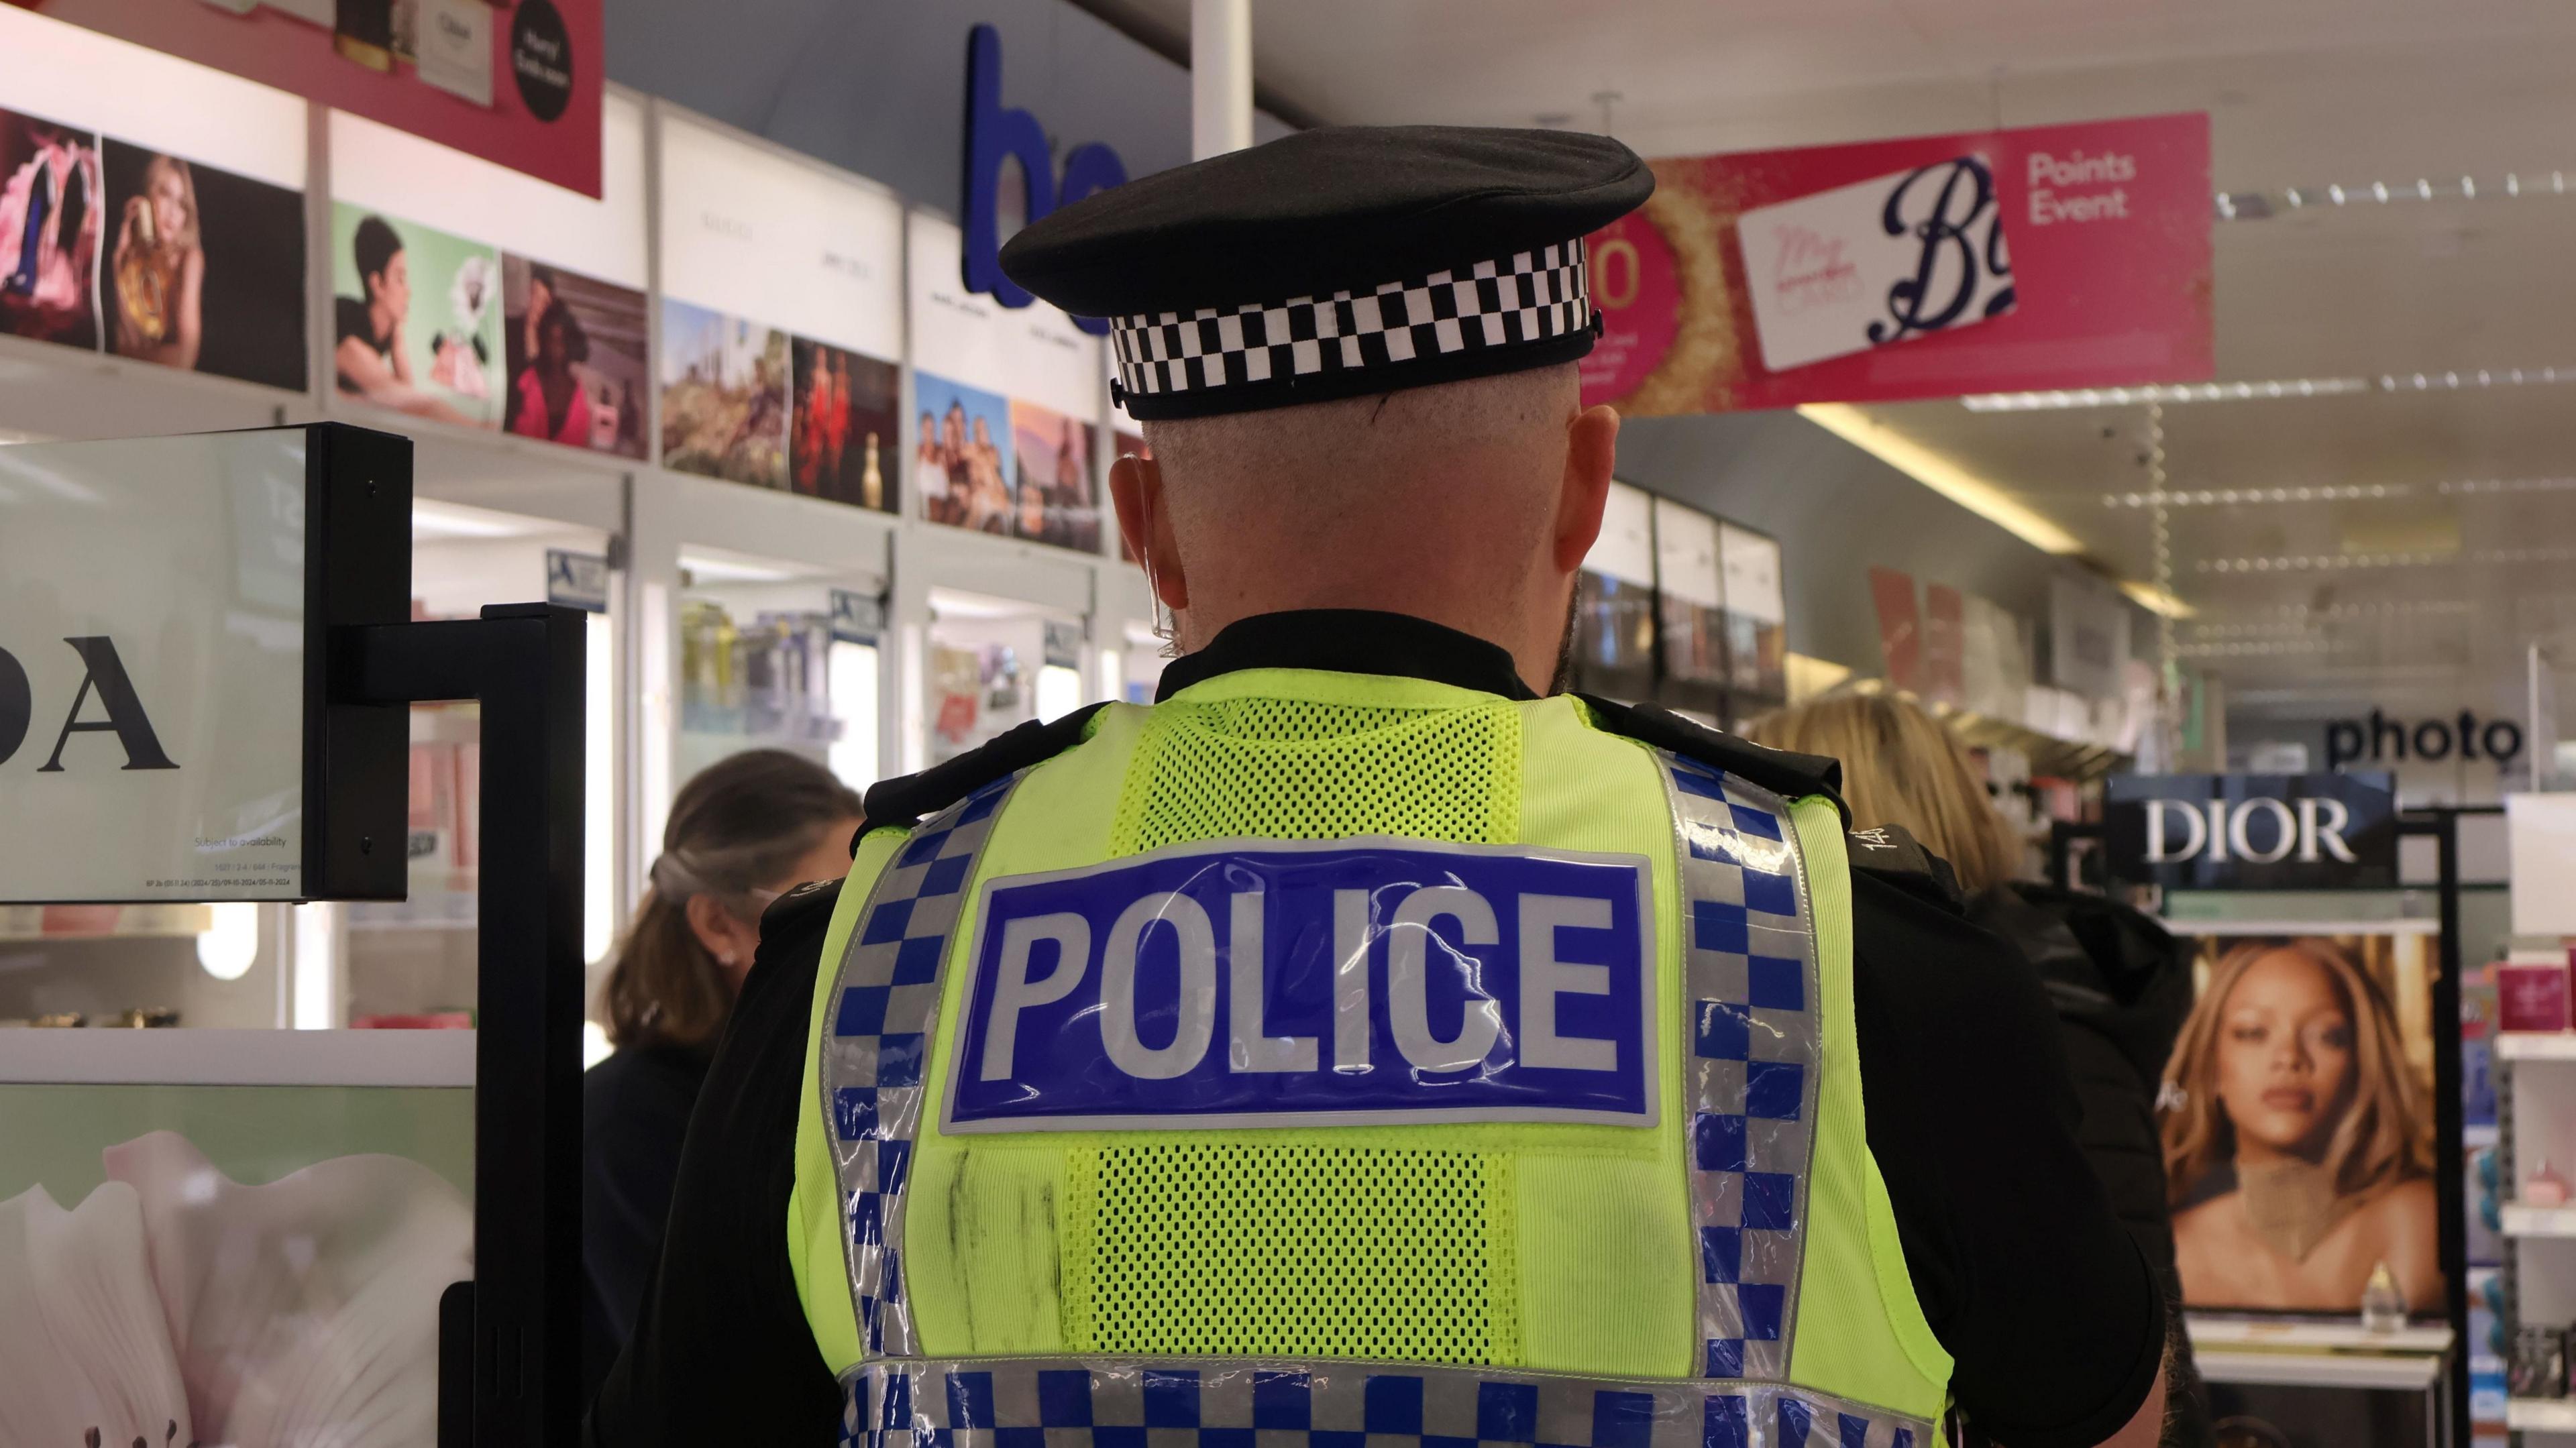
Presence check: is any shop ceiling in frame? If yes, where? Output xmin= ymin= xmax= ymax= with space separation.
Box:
xmin=1080 ymin=0 xmax=2576 ymax=715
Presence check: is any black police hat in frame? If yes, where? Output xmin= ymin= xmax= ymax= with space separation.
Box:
xmin=998 ymin=125 xmax=1652 ymax=421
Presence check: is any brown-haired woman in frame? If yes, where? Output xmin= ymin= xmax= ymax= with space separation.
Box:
xmin=2163 ymin=936 xmax=2441 ymax=1313
xmin=582 ymin=749 xmax=862 ymax=1398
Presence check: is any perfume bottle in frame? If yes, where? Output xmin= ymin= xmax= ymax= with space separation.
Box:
xmin=2361 ymin=1260 xmax=2407 ymax=1333
xmin=2530 ymin=1159 xmax=2572 ymax=1207
xmin=861 ymin=432 xmax=884 ymax=511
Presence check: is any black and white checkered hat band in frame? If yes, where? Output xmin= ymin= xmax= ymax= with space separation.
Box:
xmin=1110 ymin=241 xmax=1593 ymax=415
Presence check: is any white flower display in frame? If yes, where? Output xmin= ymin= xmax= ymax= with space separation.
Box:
xmin=0 ymin=1180 xmax=193 ymax=1447
xmin=0 ymin=1131 xmax=472 ymax=1448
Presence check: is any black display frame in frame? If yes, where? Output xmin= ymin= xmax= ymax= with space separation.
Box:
xmin=2049 ymin=808 xmax=2485 ymax=1448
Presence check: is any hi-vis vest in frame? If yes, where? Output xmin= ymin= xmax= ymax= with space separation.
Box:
xmin=789 ymin=667 xmax=1955 ymax=1448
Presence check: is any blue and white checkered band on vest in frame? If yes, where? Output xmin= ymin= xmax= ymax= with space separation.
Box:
xmin=819 ymin=757 xmax=1939 ymax=1448
xmin=1107 ymin=244 xmax=1592 ymax=402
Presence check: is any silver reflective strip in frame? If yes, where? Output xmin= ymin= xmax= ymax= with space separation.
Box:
xmin=820 ymin=774 xmax=1026 ymax=1359
xmin=837 ymin=1357 xmax=1932 ymax=1448
xmin=1653 ymin=752 xmax=1823 ymax=1382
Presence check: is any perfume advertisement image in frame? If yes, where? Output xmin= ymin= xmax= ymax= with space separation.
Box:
xmin=0 ymin=107 xmax=101 ymax=351
xmin=2161 ymin=926 xmax=2443 ymax=1317
xmin=1009 ymin=398 xmax=1099 ymax=552
xmin=659 ymin=298 xmax=789 ymax=488
xmin=331 ymin=201 xmax=504 ymax=428
xmin=791 ymin=337 xmax=900 ymax=514
xmin=914 ymin=370 xmax=1015 ymax=535
xmin=502 ymin=254 xmax=647 ymax=459
xmin=101 ymin=139 xmax=305 ymax=391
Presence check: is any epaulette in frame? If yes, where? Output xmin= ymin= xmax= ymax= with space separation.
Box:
xmin=853 ymin=702 xmax=1112 ymax=846
xmin=757 ymin=877 xmax=844 ymax=938
xmin=1572 ymin=693 xmax=1850 ymax=827
xmin=1843 ymin=822 xmax=1968 ymax=915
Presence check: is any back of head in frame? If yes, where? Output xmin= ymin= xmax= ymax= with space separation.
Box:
xmin=1748 ymin=693 xmax=2021 ymax=894
xmin=1140 ymin=364 xmax=1578 ymax=632
xmin=603 ymin=749 xmax=863 ymax=1050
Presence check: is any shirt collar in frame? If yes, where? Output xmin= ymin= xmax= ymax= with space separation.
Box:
xmin=1153 ymin=610 xmax=1540 ymax=703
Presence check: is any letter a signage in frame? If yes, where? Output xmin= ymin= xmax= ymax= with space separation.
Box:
xmin=0 ymin=427 xmax=410 ymax=903
xmin=2102 ymin=773 xmax=2398 ymax=890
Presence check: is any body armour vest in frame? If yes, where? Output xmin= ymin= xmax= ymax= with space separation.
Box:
xmin=789 ymin=668 xmax=1955 ymax=1448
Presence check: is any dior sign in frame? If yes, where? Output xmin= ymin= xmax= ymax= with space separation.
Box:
xmin=2103 ymin=773 xmax=2398 ymax=890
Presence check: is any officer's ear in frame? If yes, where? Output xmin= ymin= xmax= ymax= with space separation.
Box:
xmin=1551 ymin=403 xmax=1621 ymax=573
xmin=1110 ymin=450 xmax=1188 ymax=610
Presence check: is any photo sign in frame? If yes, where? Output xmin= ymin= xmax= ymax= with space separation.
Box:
xmin=1582 ymin=112 xmax=2212 ymax=414
xmin=2104 ymin=773 xmax=2400 ymax=891
xmin=0 ymin=425 xmax=409 ymax=903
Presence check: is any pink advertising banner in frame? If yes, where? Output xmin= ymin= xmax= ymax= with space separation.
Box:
xmin=1582 ymin=112 xmax=2212 ymax=414
xmin=9 ymin=0 xmax=602 ymax=196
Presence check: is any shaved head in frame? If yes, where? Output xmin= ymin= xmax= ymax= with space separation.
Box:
xmin=1112 ymin=364 xmax=1620 ymax=693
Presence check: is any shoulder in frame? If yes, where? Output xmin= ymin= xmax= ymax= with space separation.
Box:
xmin=1566 ymin=693 xmax=1848 ymax=823
xmin=856 ymin=702 xmax=1111 ymax=834
xmin=2357 ymin=1174 xmax=2440 ymax=1235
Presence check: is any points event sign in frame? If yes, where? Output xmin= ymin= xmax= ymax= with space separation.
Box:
xmin=1584 ymin=112 xmax=2211 ymax=414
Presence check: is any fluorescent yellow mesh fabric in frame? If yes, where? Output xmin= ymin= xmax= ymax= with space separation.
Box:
xmin=1066 ymin=1141 xmax=1519 ymax=1363
xmin=1111 ymin=694 xmax=1521 ymax=853
xmin=1068 ymin=688 xmax=1525 ymax=1360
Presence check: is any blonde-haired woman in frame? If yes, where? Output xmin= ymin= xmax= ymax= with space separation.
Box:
xmin=2163 ymin=936 xmax=2441 ymax=1312
xmin=1752 ymin=690 xmax=2207 ymax=1434
xmin=1748 ymin=692 xmax=2022 ymax=891
xmin=111 ymin=152 xmax=203 ymax=371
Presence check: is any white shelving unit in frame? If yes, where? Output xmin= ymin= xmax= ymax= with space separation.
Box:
xmin=2510 ymin=1397 xmax=2576 ymax=1433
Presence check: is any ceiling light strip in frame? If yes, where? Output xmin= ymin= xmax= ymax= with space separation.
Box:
xmin=1970 ymin=366 xmax=2576 ymax=412
xmin=2217 ymin=171 xmax=2573 ymax=219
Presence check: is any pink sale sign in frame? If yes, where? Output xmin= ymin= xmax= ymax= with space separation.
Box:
xmin=1582 ymin=112 xmax=2212 ymax=415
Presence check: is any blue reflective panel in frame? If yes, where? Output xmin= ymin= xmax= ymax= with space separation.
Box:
xmin=945 ymin=839 xmax=1658 ymax=1129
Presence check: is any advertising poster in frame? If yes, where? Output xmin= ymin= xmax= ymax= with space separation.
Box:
xmin=2162 ymin=923 xmax=2445 ymax=1318
xmin=500 ymin=255 xmax=646 ymax=457
xmin=0 ymin=105 xmax=101 ymax=351
xmin=0 ymin=1038 xmax=470 ymax=1447
xmin=1010 ymin=398 xmax=1101 ymax=551
xmin=101 ymin=138 xmax=305 ymax=390
xmin=20 ymin=0 xmax=604 ymax=196
xmin=1869 ymin=565 xmax=1923 ymax=695
xmin=1582 ymin=112 xmax=2212 ymax=414
xmin=1570 ymin=480 xmax=1658 ymax=700
xmin=329 ymin=201 xmax=502 ymax=429
xmin=1652 ymin=497 xmax=1725 ymax=718
xmin=1923 ymin=583 xmax=1966 ymax=708
xmin=908 ymin=212 xmax=1105 ymax=552
xmin=0 ymin=432 xmax=313 ymax=902
xmin=915 ymin=370 xmax=1016 ymax=535
xmin=1719 ymin=522 xmax=1788 ymax=707
xmin=656 ymin=110 xmax=903 ymax=511
xmin=792 ymin=338 xmax=899 ymax=514
xmin=659 ymin=298 xmax=788 ymax=488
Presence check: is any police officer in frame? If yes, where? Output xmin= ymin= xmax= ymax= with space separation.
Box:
xmin=592 ymin=127 xmax=2170 ymax=1448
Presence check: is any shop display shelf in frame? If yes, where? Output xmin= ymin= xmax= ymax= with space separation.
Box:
xmin=2499 ymin=1032 xmax=2576 ymax=1061
xmin=0 ymin=903 xmax=215 ymax=942
xmin=347 ymin=890 xmax=479 ymax=933
xmin=2508 ymin=1398 xmax=2576 ymax=1433
xmin=2503 ymin=1202 xmax=2576 ymax=1238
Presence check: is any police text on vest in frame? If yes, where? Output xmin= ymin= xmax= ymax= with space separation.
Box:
xmin=945 ymin=838 xmax=1658 ymax=1130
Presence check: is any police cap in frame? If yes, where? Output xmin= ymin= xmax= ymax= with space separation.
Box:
xmin=998 ymin=125 xmax=1653 ymax=420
